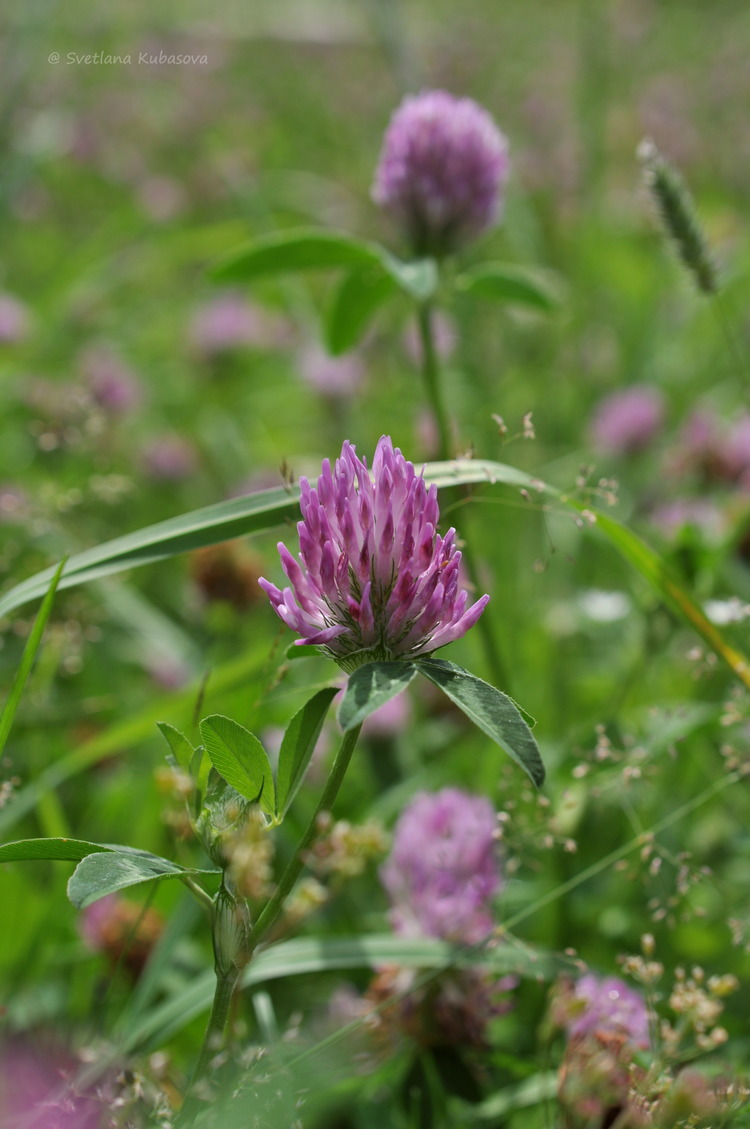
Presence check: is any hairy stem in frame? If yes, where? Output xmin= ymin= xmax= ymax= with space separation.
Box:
xmin=196 ymin=966 xmax=240 ymax=1078
xmin=176 ymin=966 xmax=240 ymax=1126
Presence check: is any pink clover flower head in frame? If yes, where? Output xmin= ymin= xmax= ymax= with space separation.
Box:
xmin=0 ymin=292 xmax=31 ymax=344
xmin=724 ymin=414 xmax=750 ymax=482
xmin=259 ymin=436 xmax=489 ymax=670
xmin=380 ymin=787 xmax=501 ymax=944
xmin=372 ymin=90 xmax=509 ymax=257
xmin=590 ymin=385 xmax=664 ymax=455
xmin=298 ymin=343 xmax=364 ymax=398
xmin=189 ymin=292 xmax=285 ymax=357
xmin=0 ymin=1039 xmax=103 ymax=1128
xmin=568 ymin=974 xmax=650 ymax=1049
xmin=80 ymin=345 xmax=143 ymax=415
xmin=140 ymin=434 xmax=198 ymax=480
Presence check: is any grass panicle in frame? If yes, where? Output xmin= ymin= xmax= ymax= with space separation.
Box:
xmin=638 ymin=138 xmax=719 ymax=295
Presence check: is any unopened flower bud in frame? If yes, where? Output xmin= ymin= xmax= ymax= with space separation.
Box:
xmin=212 ymin=881 xmax=251 ymax=978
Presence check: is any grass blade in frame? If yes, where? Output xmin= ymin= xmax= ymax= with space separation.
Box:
xmin=0 ymin=462 xmax=539 ymax=619
xmin=2 ymin=461 xmax=746 ymax=692
xmin=0 ymin=559 xmax=65 ymax=755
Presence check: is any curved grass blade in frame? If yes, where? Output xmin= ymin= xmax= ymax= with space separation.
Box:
xmin=0 ymin=462 xmax=536 ymax=620
xmin=125 ymin=934 xmax=559 ymax=1051
xmin=0 ymin=487 xmax=300 ymax=619
xmin=580 ymin=507 xmax=750 ymax=692
xmin=2 ymin=460 xmax=746 ymax=692
xmin=0 ymin=650 xmax=263 ymax=839
xmin=454 ymin=1072 xmax=559 ymax=1122
xmin=0 ymin=559 xmax=65 ymax=754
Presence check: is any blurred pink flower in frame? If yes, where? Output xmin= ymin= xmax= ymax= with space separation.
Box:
xmin=665 ymin=408 xmax=750 ymax=487
xmin=0 ymin=293 xmax=31 ymax=344
xmin=724 ymin=414 xmax=750 ymax=485
xmin=380 ymin=787 xmax=501 ymax=944
xmin=189 ymin=292 xmax=287 ymax=357
xmin=650 ymin=498 xmax=727 ymax=541
xmin=79 ymin=345 xmax=143 ymax=415
xmin=361 ymin=691 xmax=411 ymax=739
xmin=590 ymin=386 xmax=664 ymax=455
xmin=137 ymin=174 xmax=187 ymax=222
xmin=372 ymin=90 xmax=509 ymax=257
xmin=566 ymin=974 xmax=650 ymax=1049
xmin=140 ymin=435 xmax=198 ymax=480
xmin=0 ymin=1039 xmax=103 ymax=1128
xmin=298 ymin=344 xmax=364 ymax=398
xmin=0 ymin=484 xmax=29 ymax=523
xmin=79 ymin=894 xmax=163 ymax=978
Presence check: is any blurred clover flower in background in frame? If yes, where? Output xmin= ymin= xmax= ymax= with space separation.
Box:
xmin=139 ymin=434 xmax=198 ymax=480
xmin=380 ymin=787 xmax=501 ymax=944
xmin=372 ymin=90 xmax=509 ymax=257
xmin=552 ymin=974 xmax=651 ymax=1128
xmin=79 ymin=344 xmax=144 ymax=416
xmin=560 ymin=974 xmax=651 ymax=1049
xmin=259 ymin=436 xmax=489 ymax=670
xmin=331 ymin=789 xmax=514 ymax=1053
xmin=189 ymin=291 xmax=287 ymax=358
xmin=0 ymin=1039 xmax=103 ymax=1128
xmin=0 ymin=292 xmax=30 ymax=345
xmin=297 ymin=342 xmax=365 ymax=399
xmin=590 ymin=385 xmax=665 ymax=455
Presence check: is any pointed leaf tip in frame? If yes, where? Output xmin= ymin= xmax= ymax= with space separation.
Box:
xmin=417 ymin=658 xmax=545 ymax=787
xmin=199 ymin=714 xmax=275 ymax=817
xmin=276 ymin=687 xmax=338 ymax=817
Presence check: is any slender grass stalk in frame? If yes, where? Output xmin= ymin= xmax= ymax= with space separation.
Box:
xmin=0 ymin=558 xmax=65 ymax=755
xmin=417 ymin=302 xmax=452 ymax=461
xmin=457 ymin=526 xmax=512 ymax=693
xmin=417 ymin=301 xmax=512 ymax=689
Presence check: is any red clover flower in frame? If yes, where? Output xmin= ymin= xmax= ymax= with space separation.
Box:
xmin=380 ymin=787 xmax=501 ymax=944
xmin=372 ymin=90 xmax=509 ymax=258
xmin=259 ymin=436 xmax=489 ymax=672
xmin=562 ymin=973 xmax=651 ymax=1049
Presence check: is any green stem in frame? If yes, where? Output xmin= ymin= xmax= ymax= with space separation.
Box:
xmin=417 ymin=302 xmax=452 ymax=460
xmin=181 ymin=874 xmax=214 ymax=914
xmin=713 ymin=293 xmax=749 ymax=390
xmin=194 ymin=966 xmax=240 ymax=1077
xmin=418 ymin=297 xmax=511 ymax=690
xmin=248 ymin=723 xmax=363 ymax=951
xmin=176 ymin=967 xmax=240 ymax=1126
